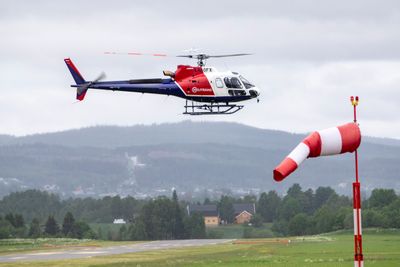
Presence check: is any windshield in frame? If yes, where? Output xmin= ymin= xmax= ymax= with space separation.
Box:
xmin=224 ymin=77 xmax=243 ymax=89
xmin=239 ymin=75 xmax=255 ymax=89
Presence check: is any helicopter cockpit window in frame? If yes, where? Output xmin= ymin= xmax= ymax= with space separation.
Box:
xmin=224 ymin=77 xmax=243 ymax=89
xmin=239 ymin=76 xmax=255 ymax=89
xmin=215 ymin=78 xmax=224 ymax=88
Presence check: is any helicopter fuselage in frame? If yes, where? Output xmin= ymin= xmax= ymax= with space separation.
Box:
xmin=65 ymin=58 xmax=260 ymax=114
xmin=74 ymin=65 xmax=260 ymax=103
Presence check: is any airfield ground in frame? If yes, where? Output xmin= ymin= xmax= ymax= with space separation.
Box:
xmin=0 ymin=228 xmax=399 ymax=266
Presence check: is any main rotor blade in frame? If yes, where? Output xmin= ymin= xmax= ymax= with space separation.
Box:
xmin=176 ymin=53 xmax=251 ymax=60
xmin=208 ymin=53 xmax=252 ymax=58
xmin=104 ymin=52 xmax=168 ymax=57
xmin=105 ymin=51 xmax=251 ymax=67
xmin=105 ymin=52 xmax=251 ymax=59
xmin=176 ymin=55 xmax=195 ymax=58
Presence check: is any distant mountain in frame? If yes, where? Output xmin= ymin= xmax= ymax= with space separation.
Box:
xmin=0 ymin=135 xmax=15 ymax=146
xmin=0 ymin=121 xmax=399 ymax=198
xmin=363 ymin=136 xmax=400 ymax=147
xmin=0 ymin=121 xmax=302 ymax=149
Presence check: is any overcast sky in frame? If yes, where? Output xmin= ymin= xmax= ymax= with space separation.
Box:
xmin=1 ymin=0 xmax=399 ymax=138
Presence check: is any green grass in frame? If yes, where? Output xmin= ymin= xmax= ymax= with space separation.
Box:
xmin=207 ymin=224 xmax=245 ymax=238
xmin=0 ymin=238 xmax=135 ymax=255
xmin=1 ymin=228 xmax=400 ymax=266
xmin=207 ymin=223 xmax=274 ymax=239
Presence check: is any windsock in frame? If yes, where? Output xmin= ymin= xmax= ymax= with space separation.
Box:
xmin=273 ymin=122 xmax=361 ymax=182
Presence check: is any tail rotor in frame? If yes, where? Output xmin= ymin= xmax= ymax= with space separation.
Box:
xmin=76 ymin=72 xmax=106 ymax=101
xmin=64 ymin=58 xmax=106 ymax=101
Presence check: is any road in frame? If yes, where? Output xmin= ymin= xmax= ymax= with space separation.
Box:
xmin=0 ymin=239 xmax=233 ymax=263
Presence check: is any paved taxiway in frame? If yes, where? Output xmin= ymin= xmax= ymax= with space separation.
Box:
xmin=0 ymin=239 xmax=233 ymax=262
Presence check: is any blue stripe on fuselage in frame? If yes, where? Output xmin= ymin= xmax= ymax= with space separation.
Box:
xmin=89 ymin=79 xmax=186 ymax=98
xmin=82 ymin=79 xmax=253 ymax=103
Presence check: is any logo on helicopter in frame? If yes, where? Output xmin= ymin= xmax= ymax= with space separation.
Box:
xmin=192 ymin=87 xmax=213 ymax=94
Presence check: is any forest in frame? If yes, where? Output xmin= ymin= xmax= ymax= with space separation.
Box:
xmin=0 ymin=185 xmax=399 ymax=240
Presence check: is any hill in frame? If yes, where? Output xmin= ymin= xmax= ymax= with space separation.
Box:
xmin=0 ymin=121 xmax=399 ymax=198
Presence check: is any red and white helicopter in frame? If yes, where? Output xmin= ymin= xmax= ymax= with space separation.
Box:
xmin=64 ymin=52 xmax=260 ymax=115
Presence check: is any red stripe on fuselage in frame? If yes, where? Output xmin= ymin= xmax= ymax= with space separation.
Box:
xmin=174 ymin=65 xmax=214 ymax=96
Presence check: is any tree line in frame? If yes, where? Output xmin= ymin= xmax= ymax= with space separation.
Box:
xmin=0 ymin=211 xmax=95 ymax=239
xmin=117 ymin=191 xmax=205 ymax=241
xmin=258 ymin=184 xmax=400 ymax=236
xmin=0 ymin=190 xmax=205 ymax=240
xmin=0 ymin=189 xmax=143 ymax=223
xmin=0 ymin=186 xmax=399 ymax=239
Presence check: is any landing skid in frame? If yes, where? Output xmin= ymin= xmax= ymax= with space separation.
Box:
xmin=183 ymin=100 xmax=244 ymax=115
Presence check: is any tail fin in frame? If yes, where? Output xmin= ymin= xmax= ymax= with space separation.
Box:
xmin=64 ymin=58 xmax=88 ymax=101
xmin=64 ymin=58 xmax=85 ymax=85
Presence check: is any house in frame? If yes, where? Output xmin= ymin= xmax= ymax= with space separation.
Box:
xmin=187 ymin=204 xmax=220 ymax=227
xmin=113 ymin=218 xmax=126 ymax=224
xmin=233 ymin=203 xmax=256 ymax=224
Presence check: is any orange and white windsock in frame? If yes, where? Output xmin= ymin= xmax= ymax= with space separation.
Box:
xmin=273 ymin=122 xmax=361 ymax=182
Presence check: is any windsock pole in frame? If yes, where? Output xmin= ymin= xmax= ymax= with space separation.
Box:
xmin=351 ymin=96 xmax=363 ymax=267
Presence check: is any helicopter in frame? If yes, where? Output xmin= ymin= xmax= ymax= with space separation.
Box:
xmin=64 ymin=53 xmax=260 ymax=115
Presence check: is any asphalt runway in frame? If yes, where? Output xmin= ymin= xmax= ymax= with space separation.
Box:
xmin=0 ymin=239 xmax=233 ymax=263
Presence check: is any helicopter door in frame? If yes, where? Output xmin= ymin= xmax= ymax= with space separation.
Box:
xmin=214 ymin=78 xmax=225 ymax=95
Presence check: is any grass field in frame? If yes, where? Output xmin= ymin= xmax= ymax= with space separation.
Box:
xmin=207 ymin=223 xmax=274 ymax=239
xmin=90 ymin=222 xmax=275 ymax=240
xmin=1 ymin=228 xmax=399 ymax=266
xmin=0 ymin=238 xmax=136 ymax=255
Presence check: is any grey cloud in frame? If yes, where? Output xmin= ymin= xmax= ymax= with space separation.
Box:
xmin=2 ymin=0 xmax=399 ymax=21
xmin=0 ymin=0 xmax=399 ymax=138
xmin=1 ymin=2 xmax=400 ymax=63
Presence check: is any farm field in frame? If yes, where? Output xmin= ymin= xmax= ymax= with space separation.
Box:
xmin=0 ymin=228 xmax=399 ymax=266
